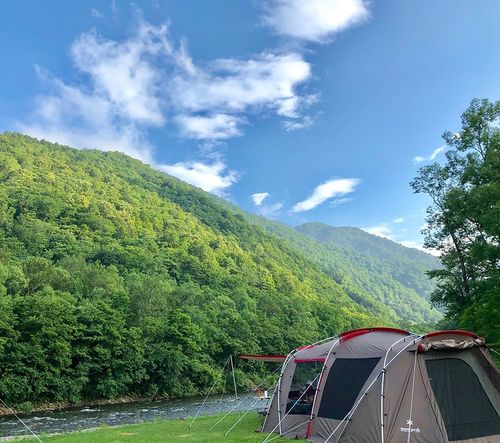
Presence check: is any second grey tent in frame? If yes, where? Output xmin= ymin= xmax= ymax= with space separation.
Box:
xmin=261 ymin=327 xmax=500 ymax=443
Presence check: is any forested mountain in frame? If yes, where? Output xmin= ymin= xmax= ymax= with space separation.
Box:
xmin=0 ymin=133 xmax=438 ymax=409
xmin=247 ymin=219 xmax=441 ymax=328
xmin=297 ymin=223 xmax=440 ymax=302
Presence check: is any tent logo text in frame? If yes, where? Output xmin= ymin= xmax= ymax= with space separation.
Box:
xmin=401 ymin=419 xmax=421 ymax=433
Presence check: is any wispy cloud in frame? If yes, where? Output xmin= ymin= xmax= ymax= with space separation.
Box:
xmin=90 ymin=8 xmax=104 ymax=19
xmin=19 ymin=22 xmax=173 ymax=163
xmin=292 ymin=178 xmax=360 ymax=212
xmin=393 ymin=217 xmax=405 ymax=224
xmin=259 ymin=202 xmax=283 ymax=218
xmin=262 ymin=0 xmax=369 ymax=43
xmin=174 ymin=114 xmax=243 ymax=140
xmin=158 ymin=160 xmax=238 ymax=195
xmin=329 ymin=197 xmax=353 ymax=208
xmin=283 ymin=116 xmax=313 ymax=131
xmin=19 ymin=6 xmax=371 ymax=195
xmin=20 ymin=20 xmax=317 ymax=166
xmin=399 ymin=240 xmax=440 ymax=256
xmin=251 ymin=192 xmax=270 ymax=206
xmin=362 ymin=224 xmax=393 ymax=240
xmin=170 ymin=52 xmax=315 ymax=139
xmin=413 ymin=145 xmax=445 ymax=164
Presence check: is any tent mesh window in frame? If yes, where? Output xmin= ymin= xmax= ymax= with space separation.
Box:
xmin=286 ymin=361 xmax=322 ymax=415
xmin=426 ymin=357 xmax=500 ymax=440
xmin=317 ymin=357 xmax=380 ymax=420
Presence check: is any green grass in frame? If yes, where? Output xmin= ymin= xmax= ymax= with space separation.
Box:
xmin=22 ymin=413 xmax=292 ymax=442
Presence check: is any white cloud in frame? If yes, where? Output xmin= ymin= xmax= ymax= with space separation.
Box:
xmin=413 ymin=145 xmax=445 ymax=164
xmin=91 ymin=8 xmax=104 ymax=19
xmin=329 ymin=197 xmax=353 ymax=208
xmin=18 ymin=71 xmax=154 ymax=163
xmin=18 ymin=9 xmax=371 ymax=195
xmin=169 ymin=52 xmax=314 ymax=132
xmin=70 ymin=24 xmax=170 ymax=125
xmin=19 ymin=22 xmax=174 ymax=161
xmin=362 ymin=224 xmax=393 ymax=240
xmin=393 ymin=217 xmax=405 ymax=224
xmin=175 ymin=114 xmax=242 ymax=140
xmin=259 ymin=202 xmax=283 ymax=218
xmin=251 ymin=192 xmax=270 ymax=206
xmin=158 ymin=160 xmax=238 ymax=195
xmin=283 ymin=116 xmax=313 ymax=131
xmin=399 ymin=240 xmax=440 ymax=257
xmin=263 ymin=0 xmax=369 ymax=43
xmin=21 ymin=18 xmax=318 ymax=158
xmin=292 ymin=178 xmax=360 ymax=212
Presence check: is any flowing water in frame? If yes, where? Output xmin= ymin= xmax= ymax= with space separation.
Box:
xmin=0 ymin=394 xmax=271 ymax=439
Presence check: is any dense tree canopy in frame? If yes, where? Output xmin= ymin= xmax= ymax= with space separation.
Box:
xmin=411 ymin=98 xmax=500 ymax=348
xmin=0 ymin=133 xmax=378 ymax=409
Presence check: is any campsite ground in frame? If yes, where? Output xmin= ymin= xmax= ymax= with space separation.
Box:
xmin=20 ymin=413 xmax=292 ymax=442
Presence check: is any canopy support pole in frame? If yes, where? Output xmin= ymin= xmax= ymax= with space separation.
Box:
xmin=210 ymin=364 xmax=281 ymax=431
xmin=230 ymin=355 xmax=238 ymax=400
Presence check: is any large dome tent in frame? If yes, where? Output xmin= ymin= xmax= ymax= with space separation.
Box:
xmin=260 ymin=327 xmax=500 ymax=443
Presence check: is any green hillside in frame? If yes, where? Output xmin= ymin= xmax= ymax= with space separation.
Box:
xmin=246 ymin=219 xmax=441 ymax=327
xmin=297 ymin=223 xmax=440 ymax=302
xmin=0 ymin=133 xmax=387 ymax=409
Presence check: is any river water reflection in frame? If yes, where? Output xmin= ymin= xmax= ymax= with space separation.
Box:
xmin=0 ymin=395 xmax=270 ymax=438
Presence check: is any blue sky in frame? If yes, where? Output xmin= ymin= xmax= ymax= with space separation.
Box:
xmin=1 ymin=0 xmax=499 ymax=252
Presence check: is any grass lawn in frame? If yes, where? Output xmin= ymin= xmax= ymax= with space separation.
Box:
xmin=22 ymin=413 xmax=292 ymax=442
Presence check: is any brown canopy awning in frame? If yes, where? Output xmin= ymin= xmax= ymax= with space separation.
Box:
xmin=239 ymin=354 xmax=287 ymax=363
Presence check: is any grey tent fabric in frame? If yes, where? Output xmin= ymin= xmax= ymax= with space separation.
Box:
xmin=261 ymin=328 xmax=500 ymax=443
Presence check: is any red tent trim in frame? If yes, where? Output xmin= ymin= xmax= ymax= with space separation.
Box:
xmin=339 ymin=327 xmax=410 ymax=343
xmin=423 ymin=329 xmax=478 ymax=339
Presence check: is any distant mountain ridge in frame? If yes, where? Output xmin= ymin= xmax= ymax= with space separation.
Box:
xmin=244 ymin=217 xmax=441 ymax=326
xmin=297 ymin=223 xmax=438 ymax=267
xmin=296 ymin=222 xmax=440 ymax=302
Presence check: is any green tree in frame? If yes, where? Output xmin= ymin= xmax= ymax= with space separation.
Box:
xmin=411 ymin=98 xmax=500 ymax=345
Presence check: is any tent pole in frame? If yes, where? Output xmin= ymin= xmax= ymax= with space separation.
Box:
xmin=379 ymin=334 xmax=419 ymax=443
xmin=263 ymin=335 xmax=339 ymax=438
xmin=406 ymin=351 xmax=418 ymax=443
xmin=265 ymin=420 xmax=310 ymax=442
xmin=490 ymin=348 xmax=500 ymax=357
xmin=230 ymin=355 xmax=238 ymax=400
xmin=274 ymin=351 xmax=295 ymax=436
xmin=305 ymin=338 xmax=340 ymax=438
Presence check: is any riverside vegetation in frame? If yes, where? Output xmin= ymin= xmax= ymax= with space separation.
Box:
xmin=0 ymin=132 xmax=438 ymax=412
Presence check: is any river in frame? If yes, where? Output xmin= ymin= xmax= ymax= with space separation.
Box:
xmin=0 ymin=394 xmax=271 ymax=439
